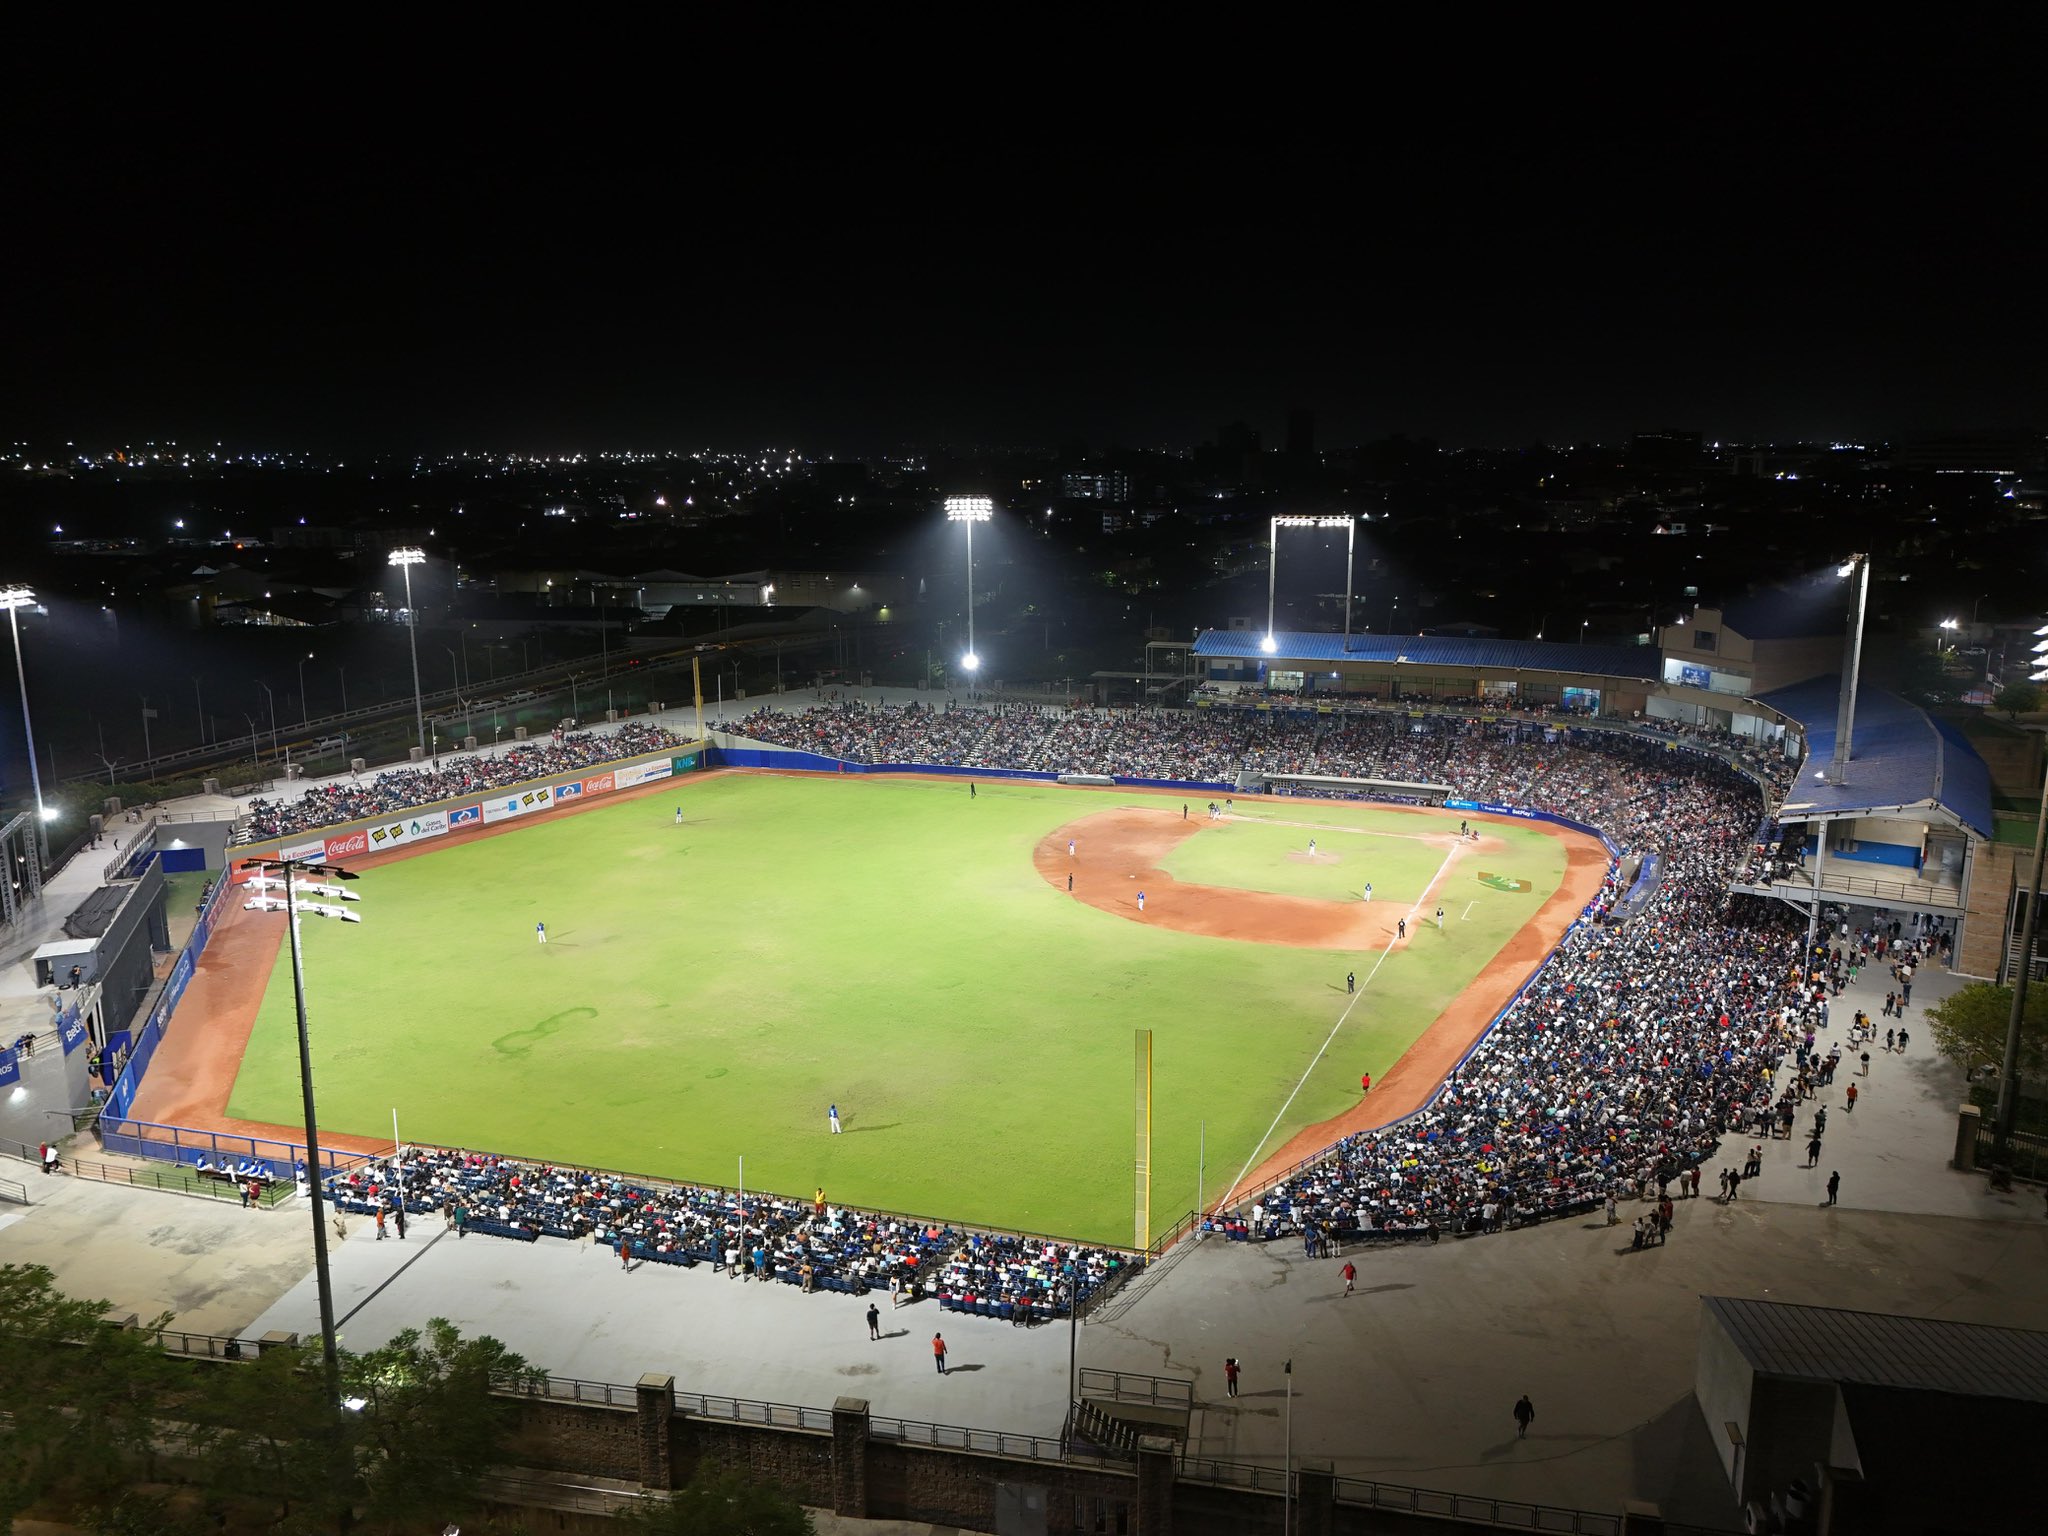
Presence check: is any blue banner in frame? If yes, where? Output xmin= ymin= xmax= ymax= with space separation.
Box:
xmin=60 ymin=1007 xmax=88 ymax=1055
xmin=0 ymin=1046 xmax=17 ymax=1089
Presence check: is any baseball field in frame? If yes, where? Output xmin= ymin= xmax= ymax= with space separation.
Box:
xmin=180 ymin=772 xmax=1599 ymax=1246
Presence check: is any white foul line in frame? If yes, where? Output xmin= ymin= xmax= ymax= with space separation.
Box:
xmin=1461 ymin=900 xmax=1477 ymax=922
xmin=1213 ymin=839 xmax=1464 ymax=1215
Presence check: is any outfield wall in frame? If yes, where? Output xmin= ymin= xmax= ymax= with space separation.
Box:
xmin=234 ymin=744 xmax=707 ymax=862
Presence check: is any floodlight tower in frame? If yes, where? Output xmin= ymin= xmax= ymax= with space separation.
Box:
xmin=944 ymin=496 xmax=993 ymax=695
xmin=0 ymin=587 xmax=51 ymax=861
xmin=1269 ymin=515 xmax=1356 ymax=655
xmin=388 ymin=548 xmax=428 ymax=760
xmin=1827 ymin=554 xmax=1870 ymax=787
xmin=237 ymin=854 xmax=364 ymax=1397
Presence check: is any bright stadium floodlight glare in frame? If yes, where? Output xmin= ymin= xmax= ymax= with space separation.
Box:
xmin=962 ymin=652 xmax=980 ymax=672
xmin=0 ymin=585 xmax=50 ymax=860
xmin=943 ymin=495 xmax=994 ymax=523
xmin=388 ymin=548 xmax=428 ymax=761
xmin=1837 ymin=560 xmax=1858 ymax=578
xmin=1260 ymin=634 xmax=1278 ymax=654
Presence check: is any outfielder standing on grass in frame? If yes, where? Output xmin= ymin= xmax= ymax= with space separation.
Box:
xmin=1435 ymin=905 xmax=1445 ymax=929
xmin=536 ymin=920 xmax=547 ymax=945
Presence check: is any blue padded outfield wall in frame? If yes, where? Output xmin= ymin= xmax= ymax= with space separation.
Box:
xmin=705 ymin=744 xmax=1239 ymax=794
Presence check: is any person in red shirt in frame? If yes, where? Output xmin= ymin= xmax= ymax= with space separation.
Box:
xmin=1360 ymin=1072 xmax=1372 ymax=1094
xmin=1341 ymin=1261 xmax=1356 ymax=1295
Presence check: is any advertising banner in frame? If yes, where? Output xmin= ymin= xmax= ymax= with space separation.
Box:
xmin=280 ymin=838 xmax=326 ymax=861
xmin=481 ymin=785 xmax=555 ymax=824
xmin=582 ymin=772 xmax=616 ymax=797
xmin=60 ymin=1007 xmax=88 ymax=1055
xmin=0 ymin=1046 xmax=17 ymax=1089
xmin=554 ymin=780 xmax=584 ymax=802
xmin=673 ymin=753 xmax=698 ymax=772
xmin=323 ymin=829 xmax=371 ymax=862
xmin=449 ymin=803 xmax=483 ymax=828
xmin=614 ymin=759 xmax=674 ymax=789
xmin=365 ymin=809 xmax=450 ymax=852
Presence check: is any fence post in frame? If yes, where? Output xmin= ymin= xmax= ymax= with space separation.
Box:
xmin=831 ymin=1396 xmax=870 ymax=1518
xmin=1136 ymin=1434 xmax=1176 ymax=1535
xmin=1953 ymin=1103 xmax=1981 ymax=1171
xmin=636 ymin=1373 xmax=675 ymax=1491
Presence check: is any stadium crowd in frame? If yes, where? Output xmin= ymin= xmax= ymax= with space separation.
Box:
xmin=254 ymin=697 xmax=1828 ymax=1318
xmin=323 ymin=1147 xmax=1124 ymax=1320
xmin=236 ymin=721 xmax=684 ymax=843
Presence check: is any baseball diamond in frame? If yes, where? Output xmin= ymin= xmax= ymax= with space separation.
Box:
xmin=130 ymin=769 xmax=1589 ymax=1245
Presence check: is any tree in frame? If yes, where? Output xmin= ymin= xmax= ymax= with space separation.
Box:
xmin=342 ymin=1317 xmax=541 ymax=1532
xmin=0 ymin=1264 xmax=183 ymax=1528
xmin=1995 ymin=682 xmax=2042 ymax=720
xmin=182 ymin=1336 xmax=354 ymax=1534
xmin=627 ymin=1462 xmax=816 ymax=1536
xmin=1924 ymin=980 xmax=2048 ymax=1082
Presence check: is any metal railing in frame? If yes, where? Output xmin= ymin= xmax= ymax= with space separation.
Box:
xmin=495 ymin=1373 xmax=641 ymax=1409
xmin=0 ymin=1176 xmax=27 ymax=1205
xmin=152 ymin=1328 xmax=279 ymax=1361
xmin=1331 ymin=1476 xmax=1623 ymax=1535
xmin=68 ymin=1155 xmax=297 ymax=1207
xmin=870 ymin=1415 xmax=1070 ymax=1462
xmin=1078 ymin=1366 xmax=1194 ymax=1409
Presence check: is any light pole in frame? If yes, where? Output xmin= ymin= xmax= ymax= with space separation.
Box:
xmin=2002 ymin=637 xmax=2048 ymax=1165
xmin=944 ymin=496 xmax=993 ymax=696
xmin=260 ymin=681 xmax=279 ymax=762
xmin=1937 ymin=617 xmax=1960 ymax=659
xmin=337 ymin=664 xmax=348 ymax=715
xmin=1828 ymin=555 xmax=1871 ymax=786
xmin=237 ymin=855 xmax=362 ymax=1414
xmin=389 ymin=547 xmax=428 ymax=760
xmin=298 ymin=652 xmax=315 ymax=726
xmin=0 ymin=588 xmax=51 ymax=861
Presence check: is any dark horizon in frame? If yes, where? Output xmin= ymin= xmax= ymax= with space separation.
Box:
xmin=4 ymin=28 xmax=2044 ymax=454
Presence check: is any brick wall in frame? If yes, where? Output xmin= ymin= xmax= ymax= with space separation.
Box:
xmin=508 ymin=1398 xmax=642 ymax=1482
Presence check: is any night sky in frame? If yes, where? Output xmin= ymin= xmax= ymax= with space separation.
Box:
xmin=5 ymin=28 xmax=2043 ymax=454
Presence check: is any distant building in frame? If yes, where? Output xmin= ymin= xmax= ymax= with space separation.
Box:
xmin=1628 ymin=428 xmax=1703 ymax=470
xmin=1062 ymin=470 xmax=1131 ymax=502
xmin=1654 ymin=585 xmax=1846 ymax=700
xmin=1889 ymin=432 xmax=2046 ymax=474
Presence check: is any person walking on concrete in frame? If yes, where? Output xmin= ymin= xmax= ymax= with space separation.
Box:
xmin=1514 ymin=1395 xmax=1535 ymax=1439
xmin=932 ymin=1333 xmax=948 ymax=1375
xmin=867 ymin=1303 xmax=881 ymax=1340
xmin=619 ymin=1234 xmax=631 ymax=1271
xmin=1825 ymin=1171 xmax=1841 ymax=1206
xmin=1806 ymin=1134 xmax=1824 ymax=1168
xmin=375 ymin=1206 xmax=387 ymax=1240
xmin=1224 ymin=1358 xmax=1241 ymax=1398
xmin=1342 ymin=1260 xmax=1356 ymax=1295
xmin=1844 ymin=1083 xmax=1858 ymax=1113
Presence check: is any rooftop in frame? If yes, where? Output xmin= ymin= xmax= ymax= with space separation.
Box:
xmin=1763 ymin=676 xmax=1993 ymax=837
xmin=1705 ymin=1296 xmax=2048 ymax=1402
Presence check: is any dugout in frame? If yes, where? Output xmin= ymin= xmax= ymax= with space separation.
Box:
xmin=53 ymin=862 xmax=169 ymax=1038
xmin=1252 ymin=771 xmax=1452 ymax=805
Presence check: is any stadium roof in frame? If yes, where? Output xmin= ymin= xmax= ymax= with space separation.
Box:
xmin=1192 ymin=630 xmax=1660 ymax=680
xmin=1704 ymin=1297 xmax=2048 ymax=1403
xmin=1762 ymin=676 xmax=1993 ymax=837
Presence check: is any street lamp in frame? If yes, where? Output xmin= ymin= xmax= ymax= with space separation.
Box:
xmin=0 ymin=587 xmax=51 ymax=862
xmin=1937 ymin=617 xmax=1960 ymax=657
xmin=260 ymin=681 xmax=279 ymax=762
xmin=944 ymin=496 xmax=993 ymax=695
xmin=298 ymin=651 xmax=315 ymax=726
xmin=389 ymin=548 xmax=428 ymax=760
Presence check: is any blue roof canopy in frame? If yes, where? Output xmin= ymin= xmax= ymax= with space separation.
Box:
xmin=1192 ymin=629 xmax=1660 ymax=680
xmin=1761 ymin=676 xmax=1992 ymax=837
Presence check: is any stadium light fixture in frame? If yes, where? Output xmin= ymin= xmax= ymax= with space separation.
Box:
xmin=388 ymin=548 xmax=428 ymax=760
xmin=944 ymin=498 xmax=993 ymax=697
xmin=0 ymin=586 xmax=50 ymax=863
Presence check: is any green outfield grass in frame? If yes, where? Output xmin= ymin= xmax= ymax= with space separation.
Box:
xmin=225 ymin=775 xmax=1569 ymax=1244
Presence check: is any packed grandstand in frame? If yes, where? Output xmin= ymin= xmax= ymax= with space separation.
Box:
xmin=226 ymin=697 xmax=1829 ymax=1322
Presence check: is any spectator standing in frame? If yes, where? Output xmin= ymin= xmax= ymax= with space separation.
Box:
xmin=1514 ymin=1395 xmax=1535 ymax=1439
xmin=1825 ymin=1171 xmax=1841 ymax=1206
xmin=933 ymin=1333 xmax=948 ymax=1375
xmin=1224 ymin=1357 xmax=1241 ymax=1398
xmin=868 ymin=1304 xmax=881 ymax=1340
xmin=1341 ymin=1261 xmax=1355 ymax=1295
